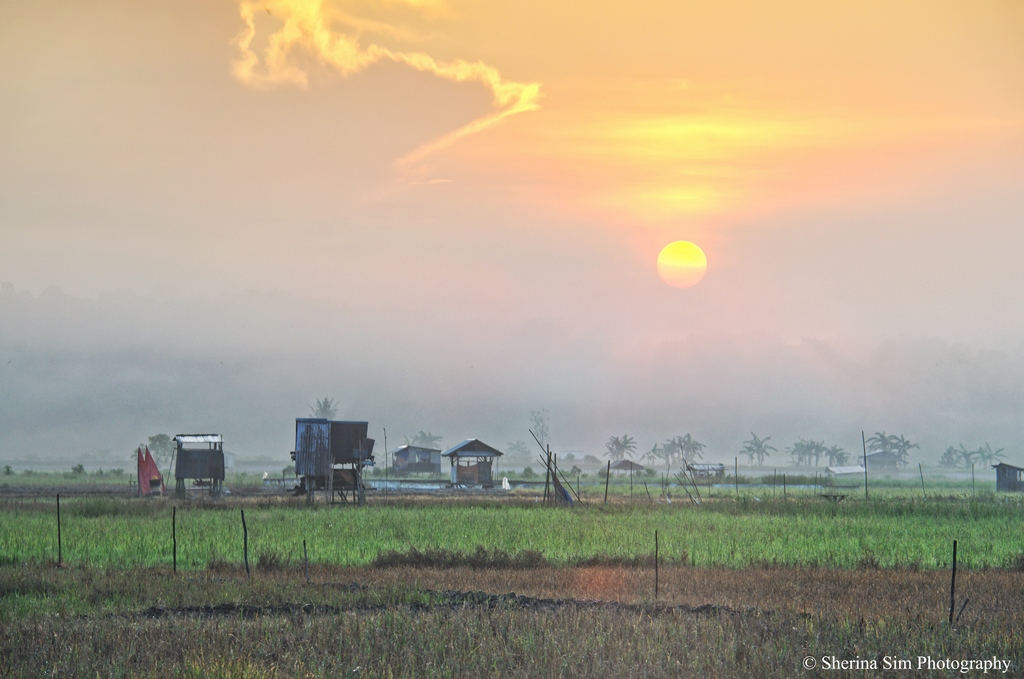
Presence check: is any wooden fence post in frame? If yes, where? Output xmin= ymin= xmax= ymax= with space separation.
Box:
xmin=172 ymin=506 xmax=177 ymax=574
xmin=241 ymin=509 xmax=250 ymax=579
xmin=303 ymin=539 xmax=310 ymax=585
xmin=919 ymin=463 xmax=926 ymax=499
xmin=862 ymin=431 xmax=869 ymax=500
xmin=56 ymin=494 xmax=62 ymax=567
xmin=949 ymin=540 xmax=958 ymax=625
xmin=604 ymin=461 xmax=610 ymax=505
xmin=654 ymin=530 xmax=659 ymax=600
xmin=734 ymin=457 xmax=738 ymax=497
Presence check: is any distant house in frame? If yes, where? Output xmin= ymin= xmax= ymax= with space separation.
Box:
xmin=291 ymin=418 xmax=375 ymax=504
xmin=687 ymin=463 xmax=725 ymax=480
xmin=391 ymin=445 xmax=442 ymax=475
xmin=173 ymin=434 xmax=225 ymax=496
xmin=826 ymin=465 xmax=866 ymax=476
xmin=994 ymin=463 xmax=1024 ymax=492
xmin=865 ymin=451 xmax=900 ymax=472
xmin=443 ymin=439 xmax=503 ymax=487
xmin=610 ymin=459 xmax=646 ymax=474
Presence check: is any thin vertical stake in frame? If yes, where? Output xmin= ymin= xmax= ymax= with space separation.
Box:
xmin=862 ymin=431 xmax=869 ymax=500
xmin=172 ymin=506 xmax=177 ymax=574
xmin=783 ymin=474 xmax=787 ymax=499
xmin=241 ymin=509 xmax=250 ymax=579
xmin=949 ymin=539 xmax=958 ymax=625
xmin=734 ymin=457 xmax=739 ymax=497
xmin=972 ymin=464 xmax=975 ymax=497
xmin=604 ymin=461 xmax=610 ymax=505
xmin=919 ymin=463 xmax=926 ymax=499
xmin=56 ymin=494 xmax=62 ymax=567
xmin=303 ymin=539 xmax=309 ymax=585
xmin=654 ymin=530 xmax=659 ymax=600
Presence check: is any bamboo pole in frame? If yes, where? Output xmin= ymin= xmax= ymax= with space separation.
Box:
xmin=654 ymin=530 xmax=659 ymax=600
xmin=172 ymin=506 xmax=177 ymax=574
xmin=949 ymin=540 xmax=958 ymax=625
xmin=543 ymin=446 xmax=551 ymax=503
xmin=56 ymin=494 xmax=62 ymax=567
xmin=919 ymin=463 xmax=926 ymax=499
xmin=862 ymin=431 xmax=869 ymax=500
xmin=241 ymin=509 xmax=250 ymax=579
xmin=604 ymin=461 xmax=610 ymax=505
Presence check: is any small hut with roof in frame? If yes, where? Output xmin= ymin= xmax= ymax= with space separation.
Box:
xmin=443 ymin=439 xmax=503 ymax=488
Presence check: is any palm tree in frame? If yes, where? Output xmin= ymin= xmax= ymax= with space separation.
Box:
xmin=605 ymin=435 xmax=637 ymax=461
xmin=956 ymin=444 xmax=976 ymax=468
xmin=310 ymin=397 xmax=338 ymax=419
xmin=678 ymin=434 xmax=705 ymax=466
xmin=825 ymin=445 xmax=849 ymax=466
xmin=408 ymin=431 xmax=444 ymax=449
xmin=893 ymin=435 xmax=919 ymax=469
xmin=787 ymin=440 xmax=806 ymax=467
xmin=939 ymin=446 xmax=961 ymax=469
xmin=976 ymin=443 xmax=1005 ymax=467
xmin=644 ymin=443 xmax=669 ymax=471
xmin=741 ymin=433 xmax=776 ymax=467
xmin=866 ymin=432 xmax=899 ymax=455
xmin=661 ymin=437 xmax=683 ymax=470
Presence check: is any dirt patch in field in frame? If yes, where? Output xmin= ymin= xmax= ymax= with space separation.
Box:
xmin=135 ymin=590 xmax=738 ymax=620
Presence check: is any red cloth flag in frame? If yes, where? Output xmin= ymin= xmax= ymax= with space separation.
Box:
xmin=137 ymin=446 xmax=164 ymax=495
xmin=145 ymin=446 xmax=164 ymax=495
xmin=137 ymin=446 xmax=150 ymax=496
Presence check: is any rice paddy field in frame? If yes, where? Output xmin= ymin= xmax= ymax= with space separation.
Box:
xmin=2 ymin=484 xmax=1023 ymax=677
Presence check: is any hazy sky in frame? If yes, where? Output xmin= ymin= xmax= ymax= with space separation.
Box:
xmin=2 ymin=0 xmax=1023 ymax=466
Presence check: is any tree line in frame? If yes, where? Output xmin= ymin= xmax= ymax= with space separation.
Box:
xmin=599 ymin=431 xmax=938 ymax=471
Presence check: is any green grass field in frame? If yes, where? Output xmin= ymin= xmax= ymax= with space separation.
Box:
xmin=3 ymin=493 xmax=1022 ymax=571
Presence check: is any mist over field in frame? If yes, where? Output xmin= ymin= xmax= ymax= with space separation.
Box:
xmin=3 ymin=282 xmax=1022 ymax=468
xmin=2 ymin=1 xmax=1023 ymax=471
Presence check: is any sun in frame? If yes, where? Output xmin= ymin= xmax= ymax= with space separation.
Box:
xmin=657 ymin=241 xmax=707 ymax=288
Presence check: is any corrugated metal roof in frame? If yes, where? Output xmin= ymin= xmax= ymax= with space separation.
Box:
xmin=174 ymin=435 xmax=223 ymax=444
xmin=442 ymin=439 xmax=503 ymax=458
xmin=610 ymin=459 xmax=645 ymax=471
xmin=827 ymin=465 xmax=866 ymax=475
xmin=687 ymin=463 xmax=725 ymax=471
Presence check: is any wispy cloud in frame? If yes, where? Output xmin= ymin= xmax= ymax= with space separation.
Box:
xmin=232 ymin=0 xmax=540 ymax=164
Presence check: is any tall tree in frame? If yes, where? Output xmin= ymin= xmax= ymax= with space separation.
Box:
xmin=677 ymin=434 xmax=705 ymax=465
xmin=407 ymin=431 xmax=444 ymax=449
xmin=893 ymin=435 xmax=919 ymax=469
xmin=939 ymin=446 xmax=961 ymax=469
xmin=605 ymin=435 xmax=637 ymax=461
xmin=310 ymin=397 xmax=338 ymax=419
xmin=976 ymin=442 xmax=1005 ymax=466
xmin=825 ymin=445 xmax=849 ymax=466
xmin=643 ymin=443 xmax=668 ymax=470
xmin=955 ymin=444 xmax=976 ymax=468
xmin=740 ymin=433 xmax=776 ymax=466
xmin=530 ymin=409 xmax=550 ymax=448
xmin=147 ymin=433 xmax=174 ymax=468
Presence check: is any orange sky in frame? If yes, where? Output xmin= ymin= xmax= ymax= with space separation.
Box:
xmin=2 ymin=0 xmax=1022 ymax=325
xmin=2 ymin=0 xmax=1024 ymax=456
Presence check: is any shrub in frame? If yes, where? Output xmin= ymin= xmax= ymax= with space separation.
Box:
xmin=72 ymin=464 xmax=85 ymax=475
